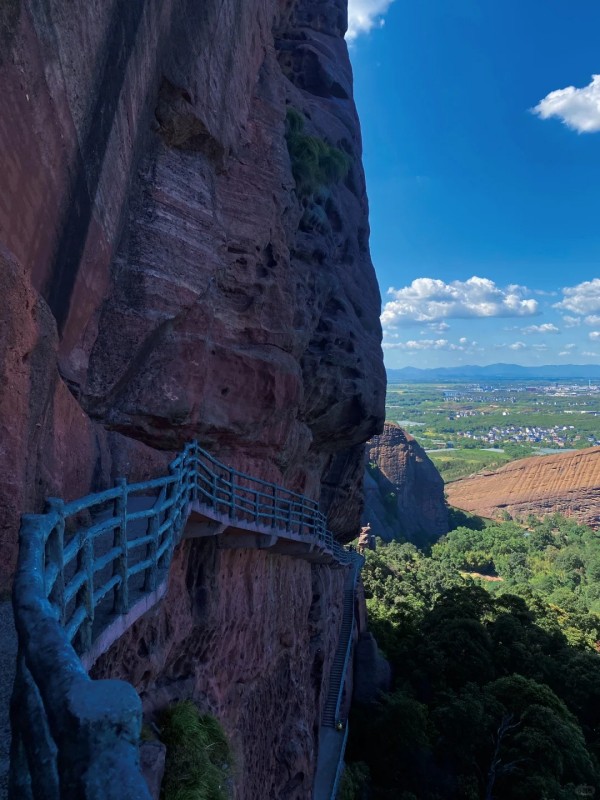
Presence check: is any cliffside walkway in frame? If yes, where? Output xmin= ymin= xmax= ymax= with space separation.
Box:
xmin=313 ymin=556 xmax=362 ymax=800
xmin=10 ymin=441 xmax=362 ymax=800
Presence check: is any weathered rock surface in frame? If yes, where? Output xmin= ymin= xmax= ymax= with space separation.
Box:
xmin=139 ymin=741 xmax=166 ymax=800
xmin=0 ymin=0 xmax=385 ymax=795
xmin=364 ymin=422 xmax=448 ymax=545
xmin=90 ymin=539 xmax=346 ymax=800
xmin=446 ymin=447 xmax=600 ymax=529
xmin=0 ymin=0 xmax=384 ymax=579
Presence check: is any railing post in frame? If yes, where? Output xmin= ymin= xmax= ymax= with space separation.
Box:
xmin=45 ymin=498 xmax=66 ymax=624
xmin=145 ymin=513 xmax=159 ymax=593
xmin=191 ymin=441 xmax=199 ymax=503
xmin=272 ymin=486 xmax=277 ymax=528
xmin=230 ymin=470 xmax=236 ymax=520
xmin=76 ymin=534 xmax=94 ymax=653
xmin=212 ymin=471 xmax=218 ymax=513
xmin=113 ymin=477 xmax=129 ymax=614
xmin=287 ymin=499 xmax=293 ymax=532
xmin=254 ymin=490 xmax=260 ymax=524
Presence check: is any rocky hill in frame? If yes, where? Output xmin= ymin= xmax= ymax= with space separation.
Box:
xmin=446 ymin=447 xmax=600 ymax=529
xmin=364 ymin=423 xmax=448 ymax=545
xmin=0 ymin=2 xmax=384 ymax=797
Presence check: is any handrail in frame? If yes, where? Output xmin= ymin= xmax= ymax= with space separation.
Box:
xmin=330 ymin=723 xmax=350 ymax=800
xmin=332 ymin=557 xmax=363 ymax=725
xmin=11 ymin=441 xmax=357 ymax=799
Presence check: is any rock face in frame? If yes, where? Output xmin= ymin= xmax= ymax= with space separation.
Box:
xmin=364 ymin=423 xmax=448 ymax=545
xmin=0 ymin=1 xmax=385 ymax=796
xmin=0 ymin=0 xmax=385 ymax=584
xmin=446 ymin=447 xmax=600 ymax=529
xmin=90 ymin=539 xmax=346 ymax=800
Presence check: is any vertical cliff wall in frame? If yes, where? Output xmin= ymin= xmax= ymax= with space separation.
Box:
xmin=0 ymin=0 xmax=385 ymax=588
xmin=1 ymin=0 xmax=385 ymax=796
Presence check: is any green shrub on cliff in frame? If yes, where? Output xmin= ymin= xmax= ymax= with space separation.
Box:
xmin=160 ymin=701 xmax=233 ymax=800
xmin=285 ymin=107 xmax=351 ymax=199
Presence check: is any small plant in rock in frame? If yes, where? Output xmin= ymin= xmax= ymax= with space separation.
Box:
xmin=159 ymin=701 xmax=233 ymax=800
xmin=285 ymin=107 xmax=351 ymax=200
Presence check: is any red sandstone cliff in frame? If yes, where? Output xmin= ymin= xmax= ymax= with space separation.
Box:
xmin=1 ymin=1 xmax=384 ymax=797
xmin=446 ymin=447 xmax=600 ymax=529
xmin=364 ymin=422 xmax=449 ymax=544
xmin=0 ymin=0 xmax=385 ymax=584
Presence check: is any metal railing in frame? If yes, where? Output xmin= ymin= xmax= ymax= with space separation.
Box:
xmin=332 ymin=557 xmax=363 ymax=726
xmin=330 ymin=723 xmax=350 ymax=800
xmin=11 ymin=441 xmax=355 ymax=799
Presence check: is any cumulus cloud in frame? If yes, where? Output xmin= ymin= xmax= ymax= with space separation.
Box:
xmin=589 ymin=331 xmax=600 ymax=342
xmin=585 ymin=314 xmax=600 ymax=326
xmin=521 ymin=323 xmax=560 ymax=334
xmin=347 ymin=0 xmax=395 ymax=40
xmin=427 ymin=321 xmax=451 ymax=332
xmin=558 ymin=344 xmax=577 ymax=356
xmin=381 ymin=276 xmax=538 ymax=328
xmin=555 ymin=279 xmax=600 ymax=314
xmin=508 ymin=342 xmax=526 ymax=351
xmin=562 ymin=315 xmax=581 ymax=328
xmin=382 ymin=337 xmax=477 ymax=352
xmin=583 ymin=351 xmax=599 ymax=357
xmin=532 ymin=75 xmax=600 ymax=133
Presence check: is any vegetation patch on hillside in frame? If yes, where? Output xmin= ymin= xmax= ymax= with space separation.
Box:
xmin=285 ymin=107 xmax=351 ymax=199
xmin=429 ymin=447 xmax=514 ymax=482
xmin=160 ymin=701 xmax=233 ymax=800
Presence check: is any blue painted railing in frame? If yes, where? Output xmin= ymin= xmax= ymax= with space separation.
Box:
xmin=11 ymin=442 xmax=357 ymax=800
xmin=330 ymin=723 xmax=350 ymax=800
xmin=332 ymin=560 xmax=362 ymax=727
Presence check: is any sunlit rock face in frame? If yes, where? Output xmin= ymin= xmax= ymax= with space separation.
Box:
xmin=365 ymin=423 xmax=449 ymax=545
xmin=0 ymin=0 xmax=384 ymax=793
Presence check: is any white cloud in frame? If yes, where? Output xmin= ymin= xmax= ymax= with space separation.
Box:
xmin=347 ymin=0 xmax=395 ymax=40
xmin=381 ymin=276 xmax=538 ymax=328
xmin=558 ymin=345 xmax=577 ymax=356
xmin=584 ymin=314 xmax=600 ymax=326
xmin=555 ymin=279 xmax=600 ymax=314
xmin=521 ymin=323 xmax=560 ymax=334
xmin=508 ymin=342 xmax=527 ymax=351
xmin=562 ymin=315 xmax=581 ymax=328
xmin=589 ymin=331 xmax=600 ymax=341
xmin=427 ymin=321 xmax=451 ymax=332
xmin=382 ymin=337 xmax=477 ymax=352
xmin=583 ymin=351 xmax=599 ymax=357
xmin=532 ymin=75 xmax=600 ymax=133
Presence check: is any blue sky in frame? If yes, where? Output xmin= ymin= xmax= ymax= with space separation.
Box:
xmin=347 ymin=0 xmax=600 ymax=368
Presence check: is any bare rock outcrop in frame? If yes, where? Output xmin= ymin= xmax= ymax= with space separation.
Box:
xmin=364 ymin=422 xmax=449 ymax=544
xmin=446 ymin=447 xmax=600 ymax=529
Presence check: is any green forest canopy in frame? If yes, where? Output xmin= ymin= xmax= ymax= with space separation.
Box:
xmin=343 ymin=514 xmax=600 ymax=800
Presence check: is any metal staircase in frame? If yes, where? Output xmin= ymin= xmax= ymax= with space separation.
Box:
xmin=322 ymin=581 xmax=355 ymax=727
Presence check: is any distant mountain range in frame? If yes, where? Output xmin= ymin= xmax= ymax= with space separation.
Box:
xmin=387 ymin=363 xmax=600 ymax=381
